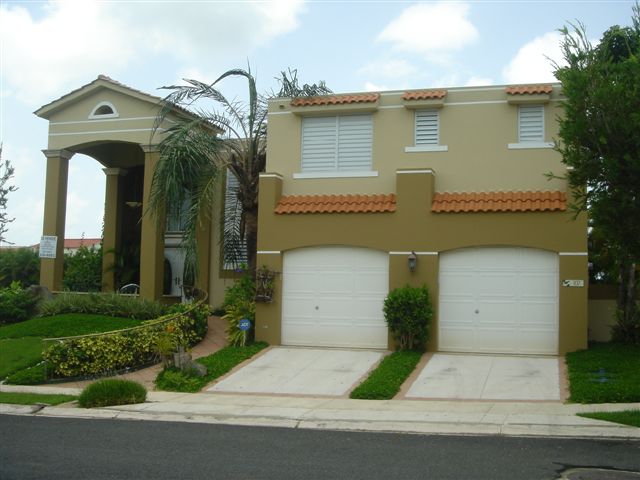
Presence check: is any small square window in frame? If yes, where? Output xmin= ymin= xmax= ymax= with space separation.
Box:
xmin=518 ymin=105 xmax=544 ymax=142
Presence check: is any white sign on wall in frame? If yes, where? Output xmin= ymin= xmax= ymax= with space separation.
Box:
xmin=39 ymin=236 xmax=58 ymax=259
xmin=562 ymin=279 xmax=585 ymax=288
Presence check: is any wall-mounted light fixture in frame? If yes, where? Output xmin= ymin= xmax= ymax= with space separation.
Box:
xmin=408 ymin=251 xmax=417 ymax=272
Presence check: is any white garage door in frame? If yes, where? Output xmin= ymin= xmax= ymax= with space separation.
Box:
xmin=439 ymin=247 xmax=558 ymax=355
xmin=282 ymin=247 xmax=388 ymax=349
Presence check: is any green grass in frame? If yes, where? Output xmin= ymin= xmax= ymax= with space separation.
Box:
xmin=0 ymin=313 xmax=145 ymax=384
xmin=0 ymin=391 xmax=77 ymax=406
xmin=350 ymin=350 xmax=423 ymax=400
xmin=0 ymin=337 xmax=44 ymax=378
xmin=0 ymin=313 xmax=143 ymax=339
xmin=155 ymin=342 xmax=268 ymax=393
xmin=578 ymin=410 xmax=640 ymax=428
xmin=78 ymin=379 xmax=146 ymax=408
xmin=565 ymin=342 xmax=640 ymax=403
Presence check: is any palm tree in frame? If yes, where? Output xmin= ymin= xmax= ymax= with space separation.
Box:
xmin=148 ymin=68 xmax=330 ymax=281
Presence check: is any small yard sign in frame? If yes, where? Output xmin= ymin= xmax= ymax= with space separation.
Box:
xmin=39 ymin=236 xmax=58 ymax=259
xmin=239 ymin=318 xmax=252 ymax=331
xmin=562 ymin=279 xmax=584 ymax=288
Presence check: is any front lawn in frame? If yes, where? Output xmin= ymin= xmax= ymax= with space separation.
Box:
xmin=0 ymin=313 xmax=146 ymax=384
xmin=155 ymin=342 xmax=269 ymax=393
xmin=350 ymin=350 xmax=422 ymax=400
xmin=0 ymin=313 xmax=142 ymax=340
xmin=0 ymin=392 xmax=77 ymax=406
xmin=565 ymin=342 xmax=640 ymax=403
xmin=578 ymin=410 xmax=640 ymax=428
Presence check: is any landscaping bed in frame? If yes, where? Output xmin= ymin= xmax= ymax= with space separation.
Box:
xmin=350 ymin=350 xmax=422 ymax=400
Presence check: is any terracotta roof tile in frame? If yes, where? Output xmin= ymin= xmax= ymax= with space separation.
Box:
xmin=402 ymin=90 xmax=447 ymax=101
xmin=505 ymin=84 xmax=553 ymax=95
xmin=290 ymin=93 xmax=380 ymax=107
xmin=432 ymin=191 xmax=566 ymax=213
xmin=275 ymin=194 xmax=396 ymax=214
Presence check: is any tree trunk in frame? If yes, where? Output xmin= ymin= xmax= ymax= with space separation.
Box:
xmin=616 ymin=255 xmax=638 ymax=342
xmin=244 ymin=206 xmax=258 ymax=276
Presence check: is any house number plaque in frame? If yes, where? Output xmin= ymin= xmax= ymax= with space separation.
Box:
xmin=562 ymin=279 xmax=584 ymax=288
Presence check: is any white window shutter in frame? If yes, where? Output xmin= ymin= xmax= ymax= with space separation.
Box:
xmin=337 ymin=115 xmax=372 ymax=171
xmin=415 ymin=110 xmax=439 ymax=145
xmin=301 ymin=116 xmax=337 ymax=172
xmin=223 ymin=171 xmax=247 ymax=270
xmin=519 ymin=105 xmax=544 ymax=142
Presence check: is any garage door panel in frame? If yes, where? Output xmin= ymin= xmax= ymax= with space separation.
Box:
xmin=283 ymin=247 xmax=388 ymax=349
xmin=439 ymin=247 xmax=558 ymax=355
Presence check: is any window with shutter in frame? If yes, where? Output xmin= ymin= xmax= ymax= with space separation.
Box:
xmin=415 ymin=110 xmax=439 ymax=145
xmin=518 ymin=105 xmax=544 ymax=142
xmin=301 ymin=114 xmax=372 ymax=173
xmin=222 ymin=171 xmax=247 ymax=270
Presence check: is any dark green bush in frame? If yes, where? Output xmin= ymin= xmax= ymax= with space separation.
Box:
xmin=384 ymin=285 xmax=433 ymax=351
xmin=78 ymin=379 xmax=146 ymax=408
xmin=0 ymin=248 xmax=40 ymax=288
xmin=39 ymin=292 xmax=166 ymax=320
xmin=63 ymin=245 xmax=103 ymax=292
xmin=0 ymin=282 xmax=39 ymax=324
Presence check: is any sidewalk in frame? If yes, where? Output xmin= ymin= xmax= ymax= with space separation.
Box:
xmin=1 ymin=384 xmax=638 ymax=440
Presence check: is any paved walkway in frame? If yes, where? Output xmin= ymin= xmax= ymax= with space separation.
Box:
xmin=49 ymin=316 xmax=227 ymax=391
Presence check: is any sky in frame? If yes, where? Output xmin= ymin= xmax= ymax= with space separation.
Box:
xmin=0 ymin=0 xmax=637 ymax=246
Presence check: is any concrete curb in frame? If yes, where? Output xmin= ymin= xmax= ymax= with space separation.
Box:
xmin=2 ymin=385 xmax=639 ymax=439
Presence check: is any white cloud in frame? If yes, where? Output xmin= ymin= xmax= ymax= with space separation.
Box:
xmin=502 ymin=32 xmax=565 ymax=84
xmin=363 ymin=81 xmax=390 ymax=92
xmin=465 ymin=76 xmax=494 ymax=86
xmin=0 ymin=0 xmax=305 ymax=105
xmin=377 ymin=1 xmax=478 ymax=62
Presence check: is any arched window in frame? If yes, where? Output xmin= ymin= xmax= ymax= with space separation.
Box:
xmin=89 ymin=101 xmax=119 ymax=119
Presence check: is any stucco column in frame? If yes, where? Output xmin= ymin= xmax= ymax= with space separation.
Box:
xmin=39 ymin=149 xmax=74 ymax=291
xmin=139 ymin=145 xmax=164 ymax=300
xmin=101 ymin=168 xmax=127 ymax=292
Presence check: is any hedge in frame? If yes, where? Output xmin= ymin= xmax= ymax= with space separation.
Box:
xmin=42 ymin=302 xmax=210 ymax=379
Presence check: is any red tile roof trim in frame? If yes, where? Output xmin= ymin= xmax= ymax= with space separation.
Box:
xmin=505 ymin=84 xmax=553 ymax=95
xmin=275 ymin=194 xmax=396 ymax=214
xmin=432 ymin=191 xmax=566 ymax=213
xmin=290 ymin=93 xmax=380 ymax=107
xmin=402 ymin=90 xmax=447 ymax=100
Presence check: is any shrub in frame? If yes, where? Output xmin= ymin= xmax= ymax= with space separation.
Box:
xmin=155 ymin=367 xmax=203 ymax=393
xmin=384 ymin=285 xmax=433 ymax=351
xmin=0 ymin=248 xmax=39 ymax=288
xmin=78 ymin=379 xmax=146 ymax=408
xmin=0 ymin=281 xmax=39 ymax=324
xmin=222 ymin=271 xmax=255 ymax=309
xmin=611 ymin=308 xmax=640 ymax=345
xmin=223 ymin=299 xmax=255 ymax=347
xmin=38 ymin=292 xmax=166 ymax=320
xmin=42 ymin=302 xmax=209 ymax=379
xmin=63 ymin=245 xmax=103 ymax=292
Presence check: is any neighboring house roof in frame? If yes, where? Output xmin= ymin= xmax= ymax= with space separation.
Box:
xmin=432 ymin=191 xmax=566 ymax=213
xmin=402 ymin=90 xmax=447 ymax=100
xmin=290 ymin=93 xmax=380 ymax=107
xmin=275 ymin=194 xmax=396 ymax=214
xmin=505 ymin=84 xmax=554 ymax=95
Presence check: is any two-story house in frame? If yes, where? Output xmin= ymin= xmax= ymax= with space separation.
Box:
xmin=255 ymin=83 xmax=588 ymax=355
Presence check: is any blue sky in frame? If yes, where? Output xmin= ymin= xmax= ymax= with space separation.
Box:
xmin=0 ymin=0 xmax=636 ymax=246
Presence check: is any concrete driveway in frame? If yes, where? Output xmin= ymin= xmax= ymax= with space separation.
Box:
xmin=208 ymin=347 xmax=384 ymax=396
xmin=405 ymin=354 xmax=562 ymax=401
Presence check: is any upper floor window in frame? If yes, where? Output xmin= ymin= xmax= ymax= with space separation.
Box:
xmin=88 ymin=101 xmax=119 ymax=119
xmin=296 ymin=114 xmax=376 ymax=178
xmin=222 ymin=170 xmax=248 ymax=270
xmin=166 ymin=197 xmax=189 ymax=233
xmin=518 ymin=105 xmax=544 ymax=142
xmin=508 ymin=104 xmax=553 ymax=149
xmin=405 ymin=109 xmax=448 ymax=153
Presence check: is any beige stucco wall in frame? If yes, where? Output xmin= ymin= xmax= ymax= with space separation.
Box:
xmin=266 ymin=85 xmax=566 ymax=195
